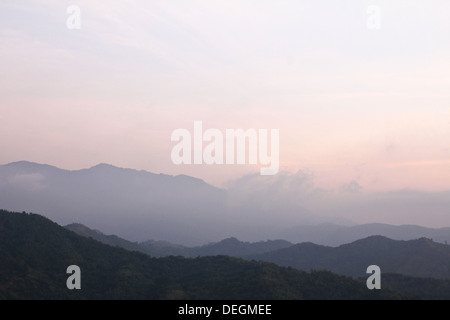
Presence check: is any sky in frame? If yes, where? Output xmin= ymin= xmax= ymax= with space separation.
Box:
xmin=1 ymin=0 xmax=450 ymax=198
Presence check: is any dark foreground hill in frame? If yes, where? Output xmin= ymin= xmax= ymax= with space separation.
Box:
xmin=0 ymin=210 xmax=399 ymax=300
xmin=376 ymin=274 xmax=450 ymax=300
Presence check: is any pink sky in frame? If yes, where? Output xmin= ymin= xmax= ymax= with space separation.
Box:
xmin=1 ymin=0 xmax=450 ymax=192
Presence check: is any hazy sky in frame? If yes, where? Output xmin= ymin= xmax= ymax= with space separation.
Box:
xmin=1 ymin=0 xmax=450 ymax=193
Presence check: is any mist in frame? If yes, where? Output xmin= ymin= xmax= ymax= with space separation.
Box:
xmin=1 ymin=161 xmax=449 ymax=245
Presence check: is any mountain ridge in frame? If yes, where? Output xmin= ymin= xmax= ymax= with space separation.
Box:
xmin=65 ymin=223 xmax=293 ymax=257
xmin=249 ymin=235 xmax=450 ymax=279
xmin=2 ymin=161 xmax=450 ymax=246
xmin=0 ymin=161 xmax=227 ymax=245
xmin=0 ymin=209 xmax=402 ymax=300
xmin=65 ymin=222 xmax=450 ymax=280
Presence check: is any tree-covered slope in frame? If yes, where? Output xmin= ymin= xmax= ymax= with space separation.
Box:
xmin=0 ymin=210 xmax=398 ymax=300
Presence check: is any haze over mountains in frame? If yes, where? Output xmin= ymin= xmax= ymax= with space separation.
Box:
xmin=66 ymin=223 xmax=293 ymax=258
xmin=1 ymin=161 xmax=450 ymax=245
xmin=66 ymin=222 xmax=450 ymax=280
xmin=0 ymin=161 xmax=228 ymax=245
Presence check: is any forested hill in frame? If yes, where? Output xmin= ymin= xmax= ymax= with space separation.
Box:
xmin=0 ymin=209 xmax=399 ymax=300
xmin=66 ymin=222 xmax=450 ymax=281
xmin=249 ymin=236 xmax=450 ymax=279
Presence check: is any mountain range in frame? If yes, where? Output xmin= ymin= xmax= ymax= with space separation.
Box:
xmin=1 ymin=209 xmax=404 ymax=300
xmin=248 ymin=236 xmax=450 ymax=279
xmin=0 ymin=161 xmax=227 ymax=245
xmin=2 ymin=210 xmax=450 ymax=299
xmin=66 ymin=223 xmax=293 ymax=257
xmin=2 ymin=161 xmax=450 ymax=246
xmin=66 ymin=222 xmax=450 ymax=280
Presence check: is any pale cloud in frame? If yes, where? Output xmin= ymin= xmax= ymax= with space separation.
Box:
xmin=226 ymin=172 xmax=450 ymax=227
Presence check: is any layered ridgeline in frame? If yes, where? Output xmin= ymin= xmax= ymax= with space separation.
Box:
xmin=2 ymin=161 xmax=450 ymax=246
xmin=248 ymin=237 xmax=450 ymax=280
xmin=66 ymin=222 xmax=450 ymax=280
xmin=0 ymin=161 xmax=227 ymax=245
xmin=66 ymin=224 xmax=450 ymax=299
xmin=66 ymin=223 xmax=293 ymax=257
xmin=0 ymin=210 xmax=400 ymax=300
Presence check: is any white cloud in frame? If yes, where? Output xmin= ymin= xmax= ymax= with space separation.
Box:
xmin=225 ymin=172 xmax=450 ymax=227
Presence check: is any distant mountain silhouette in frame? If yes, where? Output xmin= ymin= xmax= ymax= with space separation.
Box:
xmin=2 ymin=161 xmax=450 ymax=246
xmin=281 ymin=223 xmax=450 ymax=246
xmin=66 ymin=222 xmax=450 ymax=281
xmin=249 ymin=236 xmax=450 ymax=279
xmin=65 ymin=223 xmax=145 ymax=253
xmin=66 ymin=223 xmax=292 ymax=257
xmin=1 ymin=210 xmax=402 ymax=300
xmin=186 ymin=237 xmax=293 ymax=257
xmin=0 ymin=161 xmax=227 ymax=245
